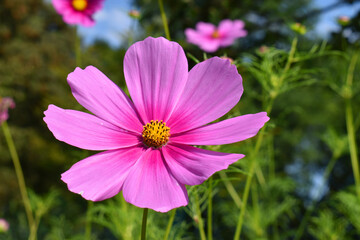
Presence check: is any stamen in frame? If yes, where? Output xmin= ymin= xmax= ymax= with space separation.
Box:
xmin=212 ymin=30 xmax=220 ymax=39
xmin=72 ymin=0 xmax=88 ymax=11
xmin=142 ymin=120 xmax=170 ymax=148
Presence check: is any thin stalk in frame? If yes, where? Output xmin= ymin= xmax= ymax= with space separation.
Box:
xmin=344 ymin=53 xmax=360 ymax=198
xmin=141 ymin=208 xmax=149 ymax=240
xmin=195 ymin=192 xmax=206 ymax=240
xmin=254 ymin=38 xmax=297 ymax=189
xmin=234 ymin=100 xmax=274 ymax=240
xmin=157 ymin=0 xmax=171 ymax=40
xmin=346 ymin=99 xmax=360 ymax=198
xmin=207 ymin=178 xmax=213 ymax=240
xmin=85 ymin=201 xmax=93 ymax=240
xmin=219 ymin=171 xmax=242 ymax=208
xmin=1 ymin=121 xmax=34 ymax=233
xmin=163 ymin=209 xmax=176 ymax=240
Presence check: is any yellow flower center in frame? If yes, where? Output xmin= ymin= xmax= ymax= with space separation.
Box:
xmin=72 ymin=0 xmax=88 ymax=11
xmin=142 ymin=120 xmax=170 ymax=148
xmin=212 ymin=30 xmax=220 ymax=38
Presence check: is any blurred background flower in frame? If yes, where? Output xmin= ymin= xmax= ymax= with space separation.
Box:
xmin=0 ymin=218 xmax=9 ymax=233
xmin=0 ymin=97 xmax=15 ymax=123
xmin=185 ymin=19 xmax=247 ymax=52
xmin=52 ymin=0 xmax=105 ymax=26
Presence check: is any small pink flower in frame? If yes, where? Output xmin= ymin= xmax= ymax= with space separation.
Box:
xmin=0 ymin=218 xmax=9 ymax=233
xmin=338 ymin=16 xmax=350 ymax=26
xmin=52 ymin=0 xmax=104 ymax=27
xmin=0 ymin=97 xmax=15 ymax=124
xmin=128 ymin=9 xmax=141 ymax=19
xmin=44 ymin=37 xmax=269 ymax=212
xmin=185 ymin=19 xmax=247 ymax=52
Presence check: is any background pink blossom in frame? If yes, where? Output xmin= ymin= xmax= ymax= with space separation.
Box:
xmin=185 ymin=19 xmax=247 ymax=52
xmin=52 ymin=0 xmax=104 ymax=27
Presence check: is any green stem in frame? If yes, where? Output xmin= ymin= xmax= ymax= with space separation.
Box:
xmin=157 ymin=0 xmax=171 ymax=40
xmin=1 ymin=121 xmax=34 ymax=233
xmin=234 ymin=100 xmax=274 ymax=240
xmin=207 ymin=178 xmax=213 ymax=240
xmin=195 ymin=192 xmax=206 ymax=240
xmin=141 ymin=208 xmax=149 ymax=240
xmin=163 ymin=209 xmax=176 ymax=240
xmin=85 ymin=201 xmax=93 ymax=240
xmin=344 ymin=53 xmax=360 ymax=198
xmin=219 ymin=171 xmax=242 ymax=208
xmin=346 ymin=99 xmax=360 ymax=198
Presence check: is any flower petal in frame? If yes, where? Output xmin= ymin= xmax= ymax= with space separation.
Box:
xmin=196 ymin=22 xmax=216 ymax=34
xmin=218 ymin=20 xmax=247 ymax=46
xmin=61 ymin=146 xmax=145 ymax=201
xmin=171 ymin=112 xmax=269 ymax=145
xmin=167 ymin=57 xmax=243 ymax=133
xmin=162 ymin=144 xmax=244 ymax=185
xmin=185 ymin=29 xmax=220 ymax=52
xmin=218 ymin=19 xmax=245 ymax=34
xmin=67 ymin=66 xmax=143 ymax=133
xmin=63 ymin=12 xmax=95 ymax=27
xmin=44 ymin=105 xmax=140 ymax=150
xmin=122 ymin=148 xmax=188 ymax=212
xmin=123 ymin=37 xmax=188 ymax=124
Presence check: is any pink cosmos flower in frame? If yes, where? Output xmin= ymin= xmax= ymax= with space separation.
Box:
xmin=185 ymin=19 xmax=247 ymax=52
xmin=0 ymin=218 xmax=9 ymax=233
xmin=0 ymin=97 xmax=15 ymax=124
xmin=44 ymin=37 xmax=269 ymax=212
xmin=52 ymin=0 xmax=104 ymax=27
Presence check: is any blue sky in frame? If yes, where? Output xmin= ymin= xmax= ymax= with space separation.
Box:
xmin=77 ymin=0 xmax=360 ymax=48
xmin=314 ymin=0 xmax=360 ymax=36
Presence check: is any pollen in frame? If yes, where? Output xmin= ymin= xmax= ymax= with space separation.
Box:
xmin=142 ymin=120 xmax=170 ymax=148
xmin=211 ymin=30 xmax=220 ymax=39
xmin=72 ymin=0 xmax=88 ymax=11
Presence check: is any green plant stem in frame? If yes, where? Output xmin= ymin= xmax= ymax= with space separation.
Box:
xmin=141 ymin=208 xmax=148 ymax=240
xmin=346 ymin=98 xmax=360 ymax=198
xmin=1 ymin=121 xmax=35 ymax=234
xmin=195 ymin=192 xmax=206 ymax=240
xmin=207 ymin=178 xmax=213 ymax=240
xmin=85 ymin=201 xmax=93 ymax=240
xmin=163 ymin=209 xmax=176 ymax=240
xmin=219 ymin=171 xmax=242 ymax=208
xmin=294 ymin=155 xmax=339 ymax=240
xmin=234 ymin=100 xmax=274 ymax=240
xmin=157 ymin=0 xmax=171 ymax=40
xmin=344 ymin=53 xmax=360 ymax=198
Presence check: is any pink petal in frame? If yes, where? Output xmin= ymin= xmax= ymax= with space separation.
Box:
xmin=123 ymin=37 xmax=188 ymax=124
xmin=167 ymin=57 xmax=243 ymax=134
xmin=52 ymin=0 xmax=70 ymax=13
xmin=185 ymin=29 xmax=220 ymax=52
xmin=67 ymin=66 xmax=143 ymax=133
xmin=196 ymin=22 xmax=216 ymax=34
xmin=162 ymin=144 xmax=244 ymax=186
xmin=185 ymin=28 xmax=203 ymax=45
xmin=197 ymin=39 xmax=221 ymax=52
xmin=44 ymin=105 xmax=140 ymax=150
xmin=61 ymin=146 xmax=145 ymax=201
xmin=122 ymin=148 xmax=188 ymax=212
xmin=218 ymin=19 xmax=247 ymax=47
xmin=218 ymin=19 xmax=245 ymax=34
xmin=63 ymin=12 xmax=95 ymax=27
xmin=171 ymin=112 xmax=269 ymax=145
